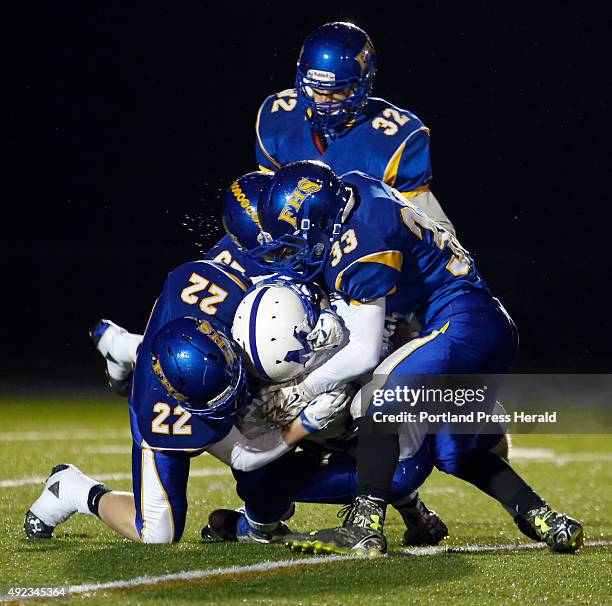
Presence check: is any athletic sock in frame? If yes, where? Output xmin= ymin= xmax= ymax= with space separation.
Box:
xmin=87 ymin=484 xmax=111 ymax=518
xmin=244 ymin=509 xmax=280 ymax=535
xmin=453 ymin=451 xmax=545 ymax=516
xmin=356 ymin=416 xmax=399 ymax=504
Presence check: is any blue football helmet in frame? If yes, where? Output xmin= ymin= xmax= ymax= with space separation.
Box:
xmin=221 ymin=171 xmax=273 ymax=250
xmin=150 ymin=316 xmax=245 ymax=421
xmin=296 ymin=22 xmax=376 ymax=136
xmin=252 ymin=161 xmax=352 ymax=280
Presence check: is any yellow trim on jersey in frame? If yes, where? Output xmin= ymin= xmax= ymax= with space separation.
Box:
xmin=386 ymin=321 xmax=450 ymax=378
xmin=382 ymin=125 xmax=431 ymax=188
xmin=383 ymin=140 xmax=408 ymax=187
xmin=255 ymin=100 xmax=282 ymax=170
xmin=141 ymin=435 xmax=206 ymax=454
xmin=210 ymin=263 xmax=250 ymax=292
xmin=335 ymin=250 xmax=404 ymax=291
xmin=362 ymin=320 xmax=450 ymax=413
xmin=258 ymin=165 xmax=275 ymax=173
xmin=400 ymin=185 xmax=430 ymax=198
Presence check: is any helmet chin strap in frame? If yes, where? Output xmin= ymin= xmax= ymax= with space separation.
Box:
xmin=257 ymin=231 xmax=273 ymax=245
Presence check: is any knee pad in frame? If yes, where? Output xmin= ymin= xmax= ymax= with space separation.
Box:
xmin=140 ymin=521 xmax=175 ymax=544
xmin=138 ymin=499 xmax=186 ymax=544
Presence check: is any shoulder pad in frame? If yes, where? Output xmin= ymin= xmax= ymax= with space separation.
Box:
xmin=333 ymin=251 xmax=403 ymax=302
xmin=366 ymin=97 xmax=426 ymax=137
xmin=256 ymin=89 xmax=300 ymax=170
xmin=256 ymin=89 xmax=300 ymax=130
xmin=169 ymin=259 xmax=250 ymax=293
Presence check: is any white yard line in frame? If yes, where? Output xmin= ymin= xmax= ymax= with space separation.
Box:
xmin=4 ymin=447 xmax=612 ymax=488
xmin=400 ymin=539 xmax=611 ymax=556
xmin=83 ymin=445 xmax=211 ymax=456
xmin=0 ymin=468 xmax=229 ymax=488
xmin=511 ymin=447 xmax=612 ymax=465
xmin=0 ymin=430 xmax=130 ymax=442
xmin=420 ymin=486 xmax=460 ymax=494
xmin=0 ymin=540 xmax=609 ymax=602
xmin=83 ymin=445 xmax=132 ymax=454
xmin=68 ymin=554 xmax=358 ymax=594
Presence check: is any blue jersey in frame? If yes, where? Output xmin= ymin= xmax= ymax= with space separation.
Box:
xmin=256 ymin=90 xmax=432 ymax=198
xmin=323 ymin=172 xmax=489 ymax=323
xmin=205 ymin=234 xmax=272 ymax=278
xmin=129 ymin=260 xmax=250 ymax=451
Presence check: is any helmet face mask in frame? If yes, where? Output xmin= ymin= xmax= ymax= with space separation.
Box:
xmin=253 ymin=232 xmax=330 ymax=281
xmin=150 ymin=317 xmax=245 ymax=421
xmin=250 ymin=161 xmax=349 ymax=281
xmin=296 ymin=22 xmax=376 ymax=137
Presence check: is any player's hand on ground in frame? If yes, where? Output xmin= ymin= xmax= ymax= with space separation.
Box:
xmin=307 ymin=309 xmax=345 ymax=351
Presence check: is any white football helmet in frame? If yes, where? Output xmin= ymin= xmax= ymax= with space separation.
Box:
xmin=232 ymin=279 xmax=320 ymax=383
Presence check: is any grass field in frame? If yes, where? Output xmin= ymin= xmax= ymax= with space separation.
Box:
xmin=1 ymin=396 xmax=610 ymax=605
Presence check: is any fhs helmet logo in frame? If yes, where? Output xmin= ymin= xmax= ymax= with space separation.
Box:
xmin=197 ymin=320 xmax=234 ymax=365
xmin=354 ymin=41 xmax=374 ymax=75
xmin=230 ymin=180 xmax=260 ymax=227
xmin=152 ymin=358 xmax=188 ymax=403
xmin=278 ymin=178 xmax=322 ymax=229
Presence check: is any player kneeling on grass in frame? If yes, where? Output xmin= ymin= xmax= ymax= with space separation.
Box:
xmin=201 ymin=279 xmax=447 ymax=547
xmin=24 ymin=261 xmax=347 ymax=543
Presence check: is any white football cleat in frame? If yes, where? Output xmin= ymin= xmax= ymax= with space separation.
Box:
xmin=24 ymin=464 xmax=99 ymax=539
xmin=89 ymin=319 xmax=134 ymax=395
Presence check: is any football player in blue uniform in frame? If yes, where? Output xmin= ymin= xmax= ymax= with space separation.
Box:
xmin=205 ymin=171 xmax=274 ymax=277
xmin=251 ymin=160 xmax=584 ymax=555
xmin=202 ymin=280 xmax=447 ymax=547
xmin=84 ymin=171 xmax=276 ymax=401
xmin=255 ymin=22 xmax=454 ymax=234
xmin=25 ymin=260 xmax=342 ymax=543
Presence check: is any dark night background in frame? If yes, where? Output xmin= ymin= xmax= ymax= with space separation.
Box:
xmin=5 ymin=2 xmax=611 ymax=392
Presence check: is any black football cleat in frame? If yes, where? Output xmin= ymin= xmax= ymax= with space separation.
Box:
xmin=104 ymin=369 xmax=132 ymax=398
xmin=24 ymin=510 xmax=55 ymax=539
xmin=202 ymin=509 xmax=242 ymax=542
xmin=24 ymin=464 xmax=76 ymax=539
xmin=202 ymin=508 xmax=291 ymax=544
xmin=519 ymin=505 xmax=584 ymax=553
xmin=286 ymin=495 xmax=387 ymax=557
xmin=395 ymin=496 xmax=449 ymax=546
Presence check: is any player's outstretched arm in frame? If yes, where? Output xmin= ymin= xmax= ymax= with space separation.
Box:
xmin=207 ymin=390 xmax=350 ymax=472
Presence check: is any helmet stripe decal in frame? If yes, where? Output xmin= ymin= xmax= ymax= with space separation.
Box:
xmin=247 ymin=286 xmax=271 ymax=381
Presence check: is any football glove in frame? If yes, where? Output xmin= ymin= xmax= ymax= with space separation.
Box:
xmin=306 ymin=309 xmax=345 ymax=351
xmin=257 ymin=380 xmax=317 ymax=426
xmin=299 ymin=390 xmax=352 ymax=433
